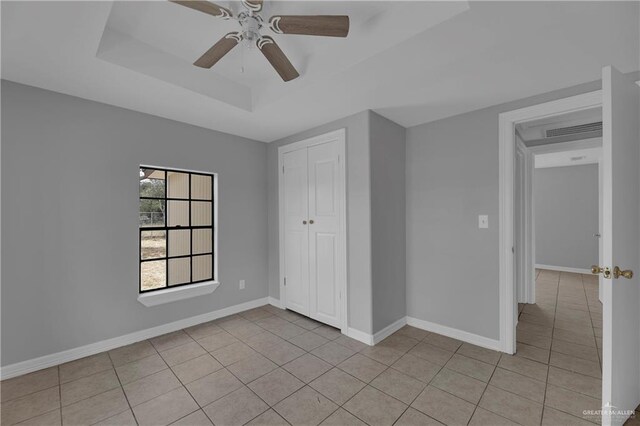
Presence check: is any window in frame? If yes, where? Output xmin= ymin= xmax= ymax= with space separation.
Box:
xmin=139 ymin=166 xmax=215 ymax=293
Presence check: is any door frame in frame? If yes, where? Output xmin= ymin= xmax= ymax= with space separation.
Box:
xmin=278 ymin=128 xmax=348 ymax=335
xmin=498 ymin=91 xmax=602 ymax=354
xmin=515 ymin=137 xmax=536 ymax=305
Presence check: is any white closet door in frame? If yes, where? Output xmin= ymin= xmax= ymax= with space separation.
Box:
xmin=283 ymin=149 xmax=310 ymax=316
xmin=307 ymin=141 xmax=341 ymax=328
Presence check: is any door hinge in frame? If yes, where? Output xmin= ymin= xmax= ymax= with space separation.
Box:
xmin=284 ymin=277 xmax=287 ymax=286
xmin=282 ymin=165 xmax=285 ymax=174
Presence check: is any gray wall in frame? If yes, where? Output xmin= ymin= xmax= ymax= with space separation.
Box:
xmin=1 ymin=81 xmax=268 ymax=366
xmin=267 ymin=112 xmax=373 ymax=333
xmin=406 ymin=79 xmax=603 ymax=340
xmin=534 ymin=164 xmax=599 ymax=270
xmin=370 ymin=112 xmax=406 ymax=334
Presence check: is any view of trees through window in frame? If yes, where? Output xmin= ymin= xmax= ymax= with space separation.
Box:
xmin=139 ymin=167 xmax=214 ymax=292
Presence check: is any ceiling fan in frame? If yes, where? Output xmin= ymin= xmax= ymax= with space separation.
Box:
xmin=170 ymin=0 xmax=350 ymax=82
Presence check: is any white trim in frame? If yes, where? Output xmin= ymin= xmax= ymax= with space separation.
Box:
xmin=348 ymin=317 xmax=410 ymax=346
xmin=137 ymin=281 xmax=219 ymax=306
xmin=525 ymin=144 xmax=536 ymax=304
xmin=278 ymin=129 xmax=346 ymax=154
xmin=348 ymin=315 xmax=502 ymax=351
xmin=347 ymin=328 xmax=374 ymax=346
xmin=535 ymin=264 xmax=592 ymax=275
xmin=373 ymin=317 xmax=407 ymax=345
xmin=499 ymin=90 xmax=602 ymax=354
xmin=406 ymin=317 xmax=502 ymax=352
xmin=0 ymin=297 xmax=269 ymax=380
xmin=515 ymin=138 xmax=536 ymax=305
xmin=277 ymin=129 xmax=349 ymax=335
xmin=527 ymin=137 xmax=602 ymax=155
xmin=139 ymin=164 xmax=220 ymax=300
xmin=268 ymin=297 xmax=284 ymax=309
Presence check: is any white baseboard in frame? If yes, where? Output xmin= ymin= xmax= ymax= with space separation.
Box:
xmin=267 ymin=297 xmax=284 ymax=309
xmin=535 ymin=264 xmax=592 ymax=274
xmin=348 ymin=315 xmax=501 ymax=352
xmin=373 ymin=317 xmax=407 ymax=345
xmin=406 ymin=316 xmax=502 ymax=352
xmin=347 ymin=317 xmax=407 ymax=346
xmin=347 ymin=328 xmax=374 ymax=346
xmin=0 ymin=297 xmax=269 ymax=380
xmin=268 ymin=297 xmax=374 ymax=346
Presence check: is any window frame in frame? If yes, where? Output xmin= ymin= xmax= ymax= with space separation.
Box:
xmin=139 ymin=165 xmax=217 ymax=294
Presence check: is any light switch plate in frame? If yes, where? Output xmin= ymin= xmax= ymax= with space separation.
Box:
xmin=479 ymin=215 xmax=489 ymax=229
xmin=239 ymin=280 xmax=245 ymax=290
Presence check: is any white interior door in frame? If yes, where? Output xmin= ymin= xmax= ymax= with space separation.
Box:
xmin=308 ymin=141 xmax=341 ymax=328
xmin=601 ymin=65 xmax=640 ymax=425
xmin=282 ymin=149 xmax=310 ymax=316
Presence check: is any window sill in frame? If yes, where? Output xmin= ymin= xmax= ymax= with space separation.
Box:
xmin=137 ymin=281 xmax=219 ymax=307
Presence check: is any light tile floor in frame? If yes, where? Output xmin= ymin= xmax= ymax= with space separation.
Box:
xmin=2 ymin=270 xmax=639 ymax=426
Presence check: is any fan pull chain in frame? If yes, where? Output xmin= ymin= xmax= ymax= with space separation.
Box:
xmin=240 ymin=43 xmax=245 ymax=74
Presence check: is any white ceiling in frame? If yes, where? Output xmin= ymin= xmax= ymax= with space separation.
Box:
xmin=2 ymin=1 xmax=639 ymax=142
xmin=99 ymin=1 xmax=467 ymax=111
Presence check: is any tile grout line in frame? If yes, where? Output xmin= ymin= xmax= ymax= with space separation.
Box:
xmin=103 ymin=346 xmax=141 ymax=426
xmin=228 ymin=314 xmax=377 ymax=425
xmin=57 ymin=366 xmax=62 ymax=425
xmin=177 ymin=309 xmax=329 ymax=425
xmin=540 ymin=269 xmax=561 ymax=425
xmin=171 ymin=332 xmax=214 ymax=425
xmin=166 ymin=311 xmax=280 ymax=425
xmin=465 ymin=352 xmax=500 ymax=425
xmin=583 ymin=274 xmax=603 ymax=369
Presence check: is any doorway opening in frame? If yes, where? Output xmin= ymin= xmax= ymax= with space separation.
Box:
xmin=498 ymin=91 xmax=603 ymax=355
xmin=498 ymin=92 xmax=606 ymax=423
xmin=516 ymin=107 xmax=604 ymax=305
xmin=515 ymin=108 xmax=605 ymax=403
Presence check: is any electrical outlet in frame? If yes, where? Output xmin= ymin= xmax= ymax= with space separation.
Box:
xmin=479 ymin=215 xmax=489 ymax=229
xmin=239 ymin=280 xmax=245 ymax=290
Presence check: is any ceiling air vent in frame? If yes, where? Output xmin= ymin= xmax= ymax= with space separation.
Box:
xmin=546 ymin=121 xmax=602 ymax=138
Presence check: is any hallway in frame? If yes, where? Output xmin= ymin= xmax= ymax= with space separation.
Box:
xmin=513 ymin=269 xmax=603 ymax=424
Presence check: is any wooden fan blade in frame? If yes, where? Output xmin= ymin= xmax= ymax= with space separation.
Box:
xmin=257 ymin=36 xmax=299 ymax=82
xmin=194 ymin=32 xmax=242 ymax=68
xmin=169 ymin=0 xmax=232 ymax=19
xmin=269 ymin=15 xmax=349 ymax=37
xmin=242 ymin=0 xmax=263 ymax=12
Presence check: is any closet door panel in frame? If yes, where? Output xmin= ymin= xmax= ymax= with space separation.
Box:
xmin=308 ymin=141 xmax=341 ymax=328
xmin=283 ymin=149 xmax=310 ymax=316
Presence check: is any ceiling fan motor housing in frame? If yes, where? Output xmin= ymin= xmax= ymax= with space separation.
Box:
xmin=238 ymin=11 xmax=263 ymax=44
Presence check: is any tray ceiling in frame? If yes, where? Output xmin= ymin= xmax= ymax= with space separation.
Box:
xmin=2 ymin=1 xmax=638 ymax=142
xmin=98 ymin=1 xmax=469 ymax=111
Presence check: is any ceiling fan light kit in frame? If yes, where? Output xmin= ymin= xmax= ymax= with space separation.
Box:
xmin=170 ymin=0 xmax=350 ymax=82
